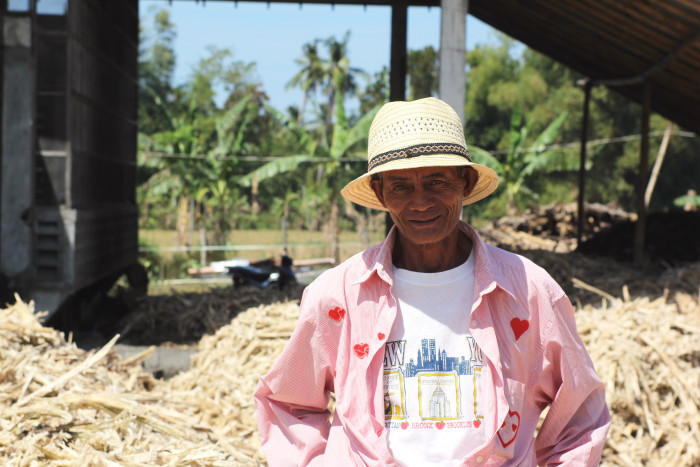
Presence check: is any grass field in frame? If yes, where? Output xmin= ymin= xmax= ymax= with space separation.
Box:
xmin=140 ymin=228 xmax=385 ymax=262
xmin=139 ymin=228 xmax=387 ymax=284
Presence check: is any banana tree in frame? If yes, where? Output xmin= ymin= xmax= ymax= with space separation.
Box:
xmin=240 ymin=64 xmax=380 ymax=263
xmin=469 ymin=104 xmax=571 ymax=214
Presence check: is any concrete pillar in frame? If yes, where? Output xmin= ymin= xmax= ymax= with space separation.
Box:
xmin=1 ymin=16 xmax=34 ymax=278
xmin=439 ymin=0 xmax=467 ymax=122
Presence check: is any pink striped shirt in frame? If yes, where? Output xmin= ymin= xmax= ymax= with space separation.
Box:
xmin=255 ymin=222 xmax=610 ymax=466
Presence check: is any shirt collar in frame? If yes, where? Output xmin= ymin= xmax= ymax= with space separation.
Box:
xmin=351 ymin=225 xmax=397 ymax=286
xmin=351 ymin=221 xmax=517 ymax=302
xmin=460 ymin=221 xmax=518 ymax=302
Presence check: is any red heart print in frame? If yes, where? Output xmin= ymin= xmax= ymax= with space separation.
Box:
xmin=400 ymin=421 xmax=409 ymax=430
xmin=510 ymin=318 xmax=529 ymax=341
xmin=378 ymin=332 xmax=385 ymax=340
xmin=376 ymin=429 xmax=383 ymax=437
xmin=333 ymin=370 xmax=337 ymax=377
xmin=435 ymin=422 xmax=445 ymax=430
xmin=473 ymin=420 xmax=481 ymax=428
xmin=497 ymin=410 xmax=520 ymax=448
xmin=327 ymin=306 xmax=346 ymax=322
xmin=353 ymin=343 xmax=369 ymax=359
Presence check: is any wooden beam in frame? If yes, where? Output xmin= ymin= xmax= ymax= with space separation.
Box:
xmin=389 ymin=0 xmax=407 ymax=102
xmin=386 ymin=0 xmax=408 ymax=234
xmin=644 ymin=121 xmax=673 ymax=208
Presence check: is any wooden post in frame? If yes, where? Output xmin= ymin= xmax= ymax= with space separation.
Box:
xmin=644 ymin=121 xmax=673 ymax=208
xmin=634 ymin=81 xmax=651 ymax=263
xmin=577 ymin=80 xmax=592 ymax=245
xmin=386 ymin=0 xmax=407 ymax=234
xmin=389 ymin=0 xmax=407 ymax=103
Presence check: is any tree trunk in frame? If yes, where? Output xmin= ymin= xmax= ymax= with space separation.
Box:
xmin=329 ymin=191 xmax=340 ymax=264
xmin=176 ymin=195 xmax=190 ymax=247
xmin=344 ymin=198 xmax=369 ymax=249
xmin=251 ymin=173 xmax=260 ymax=214
xmin=199 ymin=226 xmax=207 ymax=266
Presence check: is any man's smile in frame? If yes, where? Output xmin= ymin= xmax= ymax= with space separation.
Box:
xmin=408 ymin=214 xmax=441 ymax=225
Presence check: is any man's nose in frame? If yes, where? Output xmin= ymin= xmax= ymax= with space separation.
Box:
xmin=408 ymin=188 xmax=435 ymax=211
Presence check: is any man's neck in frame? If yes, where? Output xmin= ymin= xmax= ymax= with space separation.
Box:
xmin=392 ymin=229 xmax=472 ymax=273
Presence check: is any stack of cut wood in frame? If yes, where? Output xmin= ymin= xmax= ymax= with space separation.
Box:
xmin=115 ymin=283 xmax=305 ymax=346
xmin=484 ymin=202 xmax=635 ymax=245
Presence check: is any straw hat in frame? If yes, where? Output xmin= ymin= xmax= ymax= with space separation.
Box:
xmin=341 ymin=97 xmax=499 ymax=211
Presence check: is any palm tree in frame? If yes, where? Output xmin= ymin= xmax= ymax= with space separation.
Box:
xmin=321 ymin=32 xmax=367 ymax=131
xmin=286 ymin=41 xmax=325 ymax=124
xmin=240 ymin=67 xmax=380 ymax=263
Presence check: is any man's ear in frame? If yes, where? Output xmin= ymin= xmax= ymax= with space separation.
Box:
xmin=369 ymin=178 xmax=387 ymax=208
xmin=463 ymin=167 xmax=479 ymax=199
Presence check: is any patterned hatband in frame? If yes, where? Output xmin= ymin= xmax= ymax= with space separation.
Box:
xmin=368 ymin=142 xmax=472 ymax=172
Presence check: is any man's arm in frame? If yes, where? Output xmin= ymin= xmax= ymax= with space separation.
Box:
xmin=254 ymin=288 xmax=336 ymax=466
xmin=534 ymin=295 xmax=611 ymax=466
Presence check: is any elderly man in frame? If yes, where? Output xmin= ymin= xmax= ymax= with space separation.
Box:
xmin=255 ymin=97 xmax=610 ymax=466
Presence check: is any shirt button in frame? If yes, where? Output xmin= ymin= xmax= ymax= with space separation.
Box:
xmin=471 ymin=319 xmax=478 ymax=328
xmin=476 ymin=456 xmax=484 ymax=463
xmin=498 ymin=362 xmax=503 ymax=369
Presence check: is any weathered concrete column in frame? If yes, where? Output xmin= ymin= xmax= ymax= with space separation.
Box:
xmin=1 ymin=16 xmax=34 ymax=279
xmin=439 ymin=0 xmax=467 ymax=122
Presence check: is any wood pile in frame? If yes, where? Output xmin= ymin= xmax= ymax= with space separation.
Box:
xmin=114 ymin=284 xmax=305 ymax=346
xmin=483 ymin=202 xmax=634 ymax=247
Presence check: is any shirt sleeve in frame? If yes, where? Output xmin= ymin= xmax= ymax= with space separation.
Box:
xmin=254 ymin=286 xmax=337 ymax=467
xmin=534 ymin=294 xmax=611 ymax=466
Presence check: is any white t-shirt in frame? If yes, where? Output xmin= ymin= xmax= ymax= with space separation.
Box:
xmin=383 ymin=252 xmax=485 ymax=466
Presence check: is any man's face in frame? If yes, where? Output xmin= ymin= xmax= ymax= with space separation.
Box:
xmin=370 ymin=166 xmax=475 ymax=247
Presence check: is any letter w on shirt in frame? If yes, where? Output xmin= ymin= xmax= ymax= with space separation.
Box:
xmin=383 ymin=340 xmax=406 ymax=368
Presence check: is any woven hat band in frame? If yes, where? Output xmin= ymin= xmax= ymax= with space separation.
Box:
xmin=368 ymin=142 xmax=471 ymax=172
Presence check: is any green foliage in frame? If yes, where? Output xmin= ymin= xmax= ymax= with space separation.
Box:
xmin=470 ymin=103 xmax=570 ymax=213
xmin=136 ymin=12 xmax=700 ymax=249
xmin=407 ymin=46 xmax=438 ymax=100
xmin=359 ymin=67 xmax=389 ymax=115
xmin=138 ymin=7 xmax=178 ymax=135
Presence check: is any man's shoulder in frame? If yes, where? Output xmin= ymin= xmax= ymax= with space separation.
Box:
xmin=480 ymin=241 xmax=565 ymax=301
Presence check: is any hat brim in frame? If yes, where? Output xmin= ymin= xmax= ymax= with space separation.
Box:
xmin=340 ymin=157 xmax=500 ymax=211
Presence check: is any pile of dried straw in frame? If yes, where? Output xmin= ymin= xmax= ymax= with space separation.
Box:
xmin=1 ymin=265 xmax=699 ymax=465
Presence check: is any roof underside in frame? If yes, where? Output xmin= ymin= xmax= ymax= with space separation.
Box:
xmin=468 ymin=0 xmax=700 ymax=134
xmin=170 ymin=0 xmax=700 ymax=133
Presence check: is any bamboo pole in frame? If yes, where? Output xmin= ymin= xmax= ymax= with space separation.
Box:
xmin=644 ymin=122 xmax=673 ymax=208
xmin=634 ymin=82 xmax=651 ymax=263
xmin=577 ymin=80 xmax=592 ymax=245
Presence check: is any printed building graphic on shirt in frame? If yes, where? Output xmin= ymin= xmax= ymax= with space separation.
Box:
xmin=383 ymin=337 xmax=483 ymax=422
xmin=419 ymin=372 xmax=460 ymax=420
xmin=405 ymin=338 xmax=477 ymax=377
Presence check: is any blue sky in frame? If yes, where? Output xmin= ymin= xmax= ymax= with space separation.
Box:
xmin=140 ymin=1 xmax=518 ymax=112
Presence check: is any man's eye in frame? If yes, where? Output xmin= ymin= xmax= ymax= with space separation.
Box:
xmin=392 ymin=184 xmax=407 ymax=191
xmin=429 ymin=179 xmax=445 ymax=185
